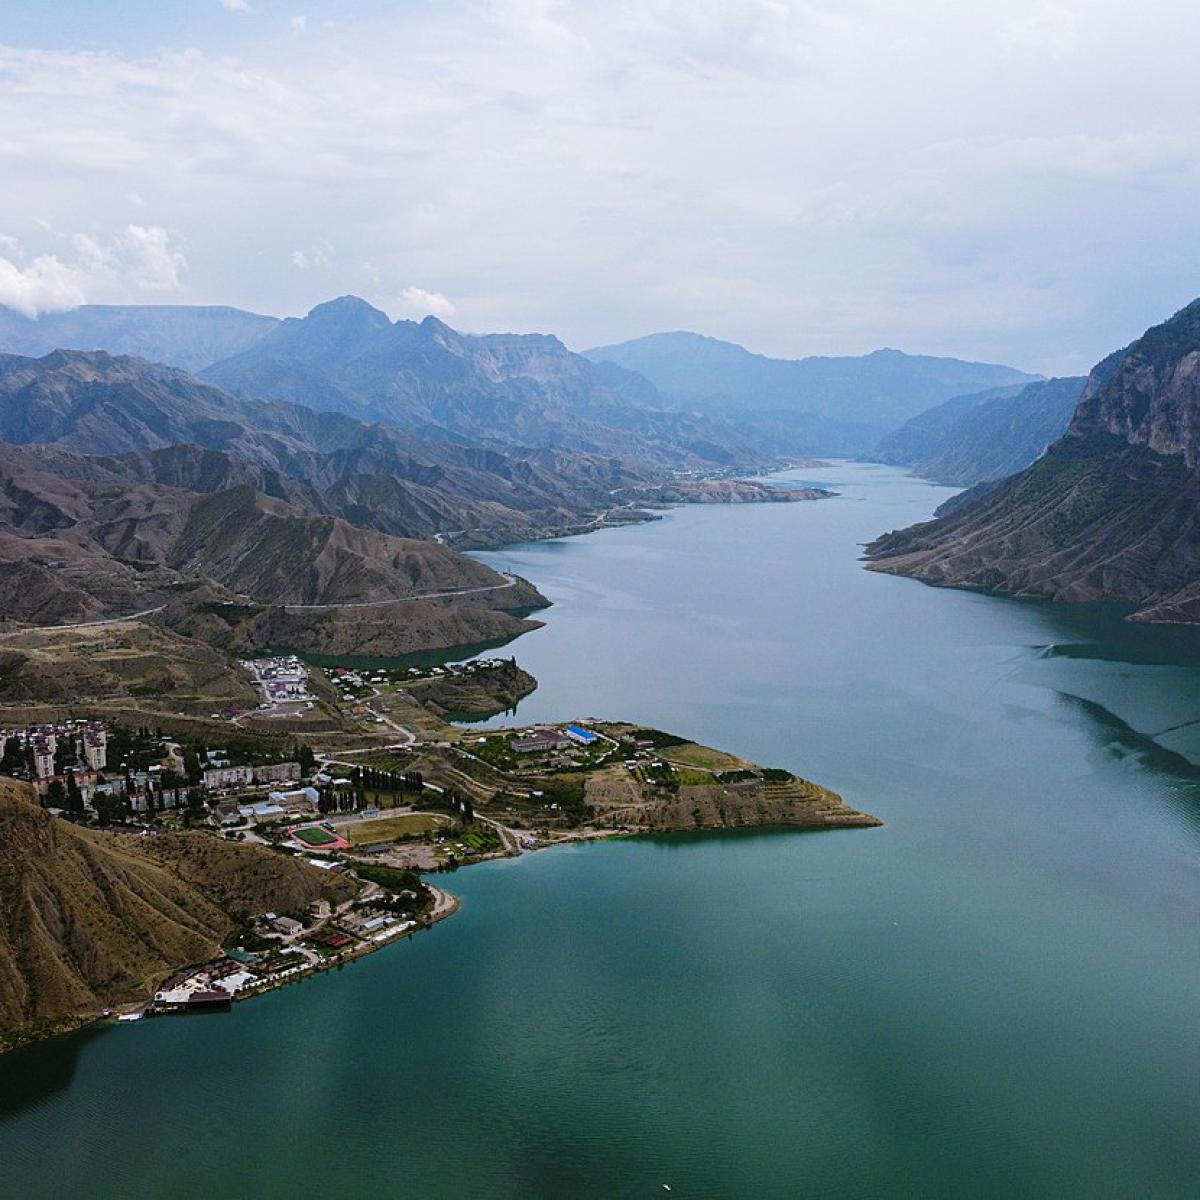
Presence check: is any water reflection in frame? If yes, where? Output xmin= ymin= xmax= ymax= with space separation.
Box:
xmin=0 ymin=1024 xmax=110 ymax=1118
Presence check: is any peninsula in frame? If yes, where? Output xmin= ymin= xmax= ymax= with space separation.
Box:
xmin=0 ymin=654 xmax=878 ymax=1053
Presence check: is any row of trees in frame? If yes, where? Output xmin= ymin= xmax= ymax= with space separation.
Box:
xmin=315 ymin=766 xmax=427 ymax=814
xmin=442 ymin=787 xmax=475 ymax=824
xmin=356 ymin=765 xmax=424 ymax=793
xmin=292 ymin=743 xmax=317 ymax=775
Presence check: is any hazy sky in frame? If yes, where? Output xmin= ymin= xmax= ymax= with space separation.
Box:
xmin=1 ymin=0 xmax=1198 ymax=373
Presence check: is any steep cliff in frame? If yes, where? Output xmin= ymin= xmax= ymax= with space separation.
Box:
xmin=865 ymin=299 xmax=1200 ymax=623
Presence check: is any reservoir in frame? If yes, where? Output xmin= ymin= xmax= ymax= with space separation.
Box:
xmin=2 ymin=462 xmax=1197 ymax=1198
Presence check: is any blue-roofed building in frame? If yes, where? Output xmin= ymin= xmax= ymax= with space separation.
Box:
xmin=566 ymin=725 xmax=599 ymax=745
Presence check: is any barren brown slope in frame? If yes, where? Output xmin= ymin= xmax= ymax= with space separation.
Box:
xmin=0 ymin=350 xmax=669 ymax=547
xmin=0 ymin=443 xmax=539 ymax=615
xmin=0 ymin=779 xmax=354 ymax=1041
xmin=866 ymin=298 xmax=1200 ymax=623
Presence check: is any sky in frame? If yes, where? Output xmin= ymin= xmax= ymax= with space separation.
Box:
xmin=0 ymin=1 xmax=1199 ymax=374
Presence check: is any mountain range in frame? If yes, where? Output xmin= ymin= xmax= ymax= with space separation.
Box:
xmin=0 ymin=341 xmax=825 ymax=670
xmin=198 ymin=297 xmax=767 ymax=470
xmin=0 ymin=304 xmax=278 ymax=374
xmin=1 ymin=300 xmax=1043 ymax=460
xmin=876 ymin=377 xmax=1086 ymax=486
xmin=585 ymin=330 xmax=1040 ymax=453
xmin=10 ymin=293 xmax=1196 ymax=630
xmin=867 ymin=298 xmax=1200 ymax=623
xmin=0 ymin=347 xmax=670 ymax=545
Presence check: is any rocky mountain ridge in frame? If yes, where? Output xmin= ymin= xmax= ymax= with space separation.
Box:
xmin=585 ymin=330 xmax=1040 ymax=453
xmin=200 ymin=297 xmax=762 ymax=470
xmin=865 ymin=298 xmax=1200 ymax=623
xmin=0 ymin=348 xmax=668 ymax=547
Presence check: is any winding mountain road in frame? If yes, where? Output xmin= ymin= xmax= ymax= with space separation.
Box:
xmin=279 ymin=573 xmax=518 ymax=611
xmin=0 ymin=604 xmax=168 ymax=640
xmin=1 ymin=573 xmax=520 ymax=640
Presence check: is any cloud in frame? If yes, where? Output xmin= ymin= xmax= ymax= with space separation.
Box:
xmin=0 ymin=223 xmax=185 ymax=316
xmin=290 ymin=240 xmax=332 ymax=270
xmin=397 ymin=286 xmax=456 ymax=319
xmin=123 ymin=224 xmax=186 ymax=290
xmin=0 ymin=253 xmax=87 ymax=318
xmin=291 ymin=15 xmax=307 ymax=34
xmin=1003 ymin=5 xmax=1082 ymax=58
xmin=220 ymin=0 xmax=251 ymax=12
xmin=1 ymin=3 xmax=1199 ymax=370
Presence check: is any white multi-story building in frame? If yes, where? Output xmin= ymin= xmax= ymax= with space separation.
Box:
xmin=254 ymin=761 xmax=301 ymax=784
xmin=32 ymin=737 xmax=55 ymax=780
xmin=203 ymin=765 xmax=255 ymax=790
xmin=84 ymin=723 xmax=107 ymax=771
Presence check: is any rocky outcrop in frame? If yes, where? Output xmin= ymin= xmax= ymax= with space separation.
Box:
xmin=865 ymin=299 xmax=1200 ymax=622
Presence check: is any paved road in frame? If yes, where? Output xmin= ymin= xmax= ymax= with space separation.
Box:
xmin=0 ymin=604 xmax=167 ymax=640
xmin=280 ymin=574 xmax=517 ymax=611
xmin=1 ymin=570 xmax=517 ymax=639
xmin=369 ymin=712 xmax=417 ymax=745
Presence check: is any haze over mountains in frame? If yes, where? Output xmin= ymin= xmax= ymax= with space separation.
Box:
xmin=3 ymin=293 xmax=1199 ymax=626
xmin=877 ymin=377 xmax=1087 ymax=486
xmin=0 ymin=305 xmax=278 ymax=374
xmin=867 ymin=298 xmax=1200 ymax=623
xmin=0 ymin=298 xmax=1043 ymax=462
xmin=585 ymin=330 xmax=1040 ymax=454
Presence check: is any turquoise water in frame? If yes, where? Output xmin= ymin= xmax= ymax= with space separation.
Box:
xmin=2 ymin=462 xmax=1198 ymax=1198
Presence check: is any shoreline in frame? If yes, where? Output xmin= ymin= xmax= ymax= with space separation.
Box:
xmin=1 ymin=883 xmax=464 ymax=1057
xmin=1 ymin=804 xmax=876 ymax=1057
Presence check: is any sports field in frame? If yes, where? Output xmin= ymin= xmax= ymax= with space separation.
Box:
xmin=292 ymin=824 xmax=339 ymax=847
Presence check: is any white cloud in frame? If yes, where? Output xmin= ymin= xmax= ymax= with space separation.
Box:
xmin=123 ymin=224 xmax=186 ymax=290
xmin=1 ymin=3 xmax=1198 ymax=370
xmin=0 ymin=223 xmax=185 ymax=316
xmin=397 ymin=286 xmax=456 ymax=319
xmin=0 ymin=254 xmax=87 ymax=318
xmin=220 ymin=0 xmax=251 ymax=12
xmin=291 ymin=15 xmax=307 ymax=34
xmin=290 ymin=240 xmax=332 ymax=270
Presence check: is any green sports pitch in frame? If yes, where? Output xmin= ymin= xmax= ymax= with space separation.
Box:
xmin=292 ymin=825 xmax=339 ymax=847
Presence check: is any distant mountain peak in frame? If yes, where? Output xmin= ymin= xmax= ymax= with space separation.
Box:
xmin=583 ymin=332 xmax=1038 ymax=440
xmin=305 ymin=295 xmax=392 ymax=326
xmin=0 ymin=302 xmax=280 ymax=373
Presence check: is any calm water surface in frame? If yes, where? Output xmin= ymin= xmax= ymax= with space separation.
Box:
xmin=2 ymin=462 xmax=1198 ymax=1199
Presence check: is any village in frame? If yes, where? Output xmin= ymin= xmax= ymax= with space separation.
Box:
xmin=1 ymin=648 xmax=862 ymax=1027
